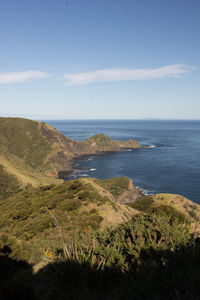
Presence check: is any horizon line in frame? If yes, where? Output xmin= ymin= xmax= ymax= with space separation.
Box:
xmin=1 ymin=115 xmax=200 ymax=121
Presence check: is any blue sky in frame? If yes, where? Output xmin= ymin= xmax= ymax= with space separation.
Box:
xmin=0 ymin=0 xmax=199 ymax=119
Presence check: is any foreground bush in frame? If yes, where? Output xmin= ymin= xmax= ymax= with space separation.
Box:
xmin=1 ymin=208 xmax=200 ymax=299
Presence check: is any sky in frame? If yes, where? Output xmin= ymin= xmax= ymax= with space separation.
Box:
xmin=0 ymin=0 xmax=200 ymax=120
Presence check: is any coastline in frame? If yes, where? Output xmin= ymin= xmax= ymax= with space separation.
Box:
xmin=59 ymin=149 xmax=149 ymax=201
xmin=58 ymin=147 xmax=141 ymax=180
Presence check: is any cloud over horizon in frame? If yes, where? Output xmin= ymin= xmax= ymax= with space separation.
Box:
xmin=0 ymin=65 xmax=190 ymax=85
xmin=64 ymin=64 xmax=189 ymax=86
xmin=0 ymin=70 xmax=50 ymax=84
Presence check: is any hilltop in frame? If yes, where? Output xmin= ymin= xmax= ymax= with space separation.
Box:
xmin=0 ymin=117 xmax=139 ymax=199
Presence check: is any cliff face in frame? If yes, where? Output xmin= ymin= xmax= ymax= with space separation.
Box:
xmin=0 ymin=118 xmax=140 ymax=197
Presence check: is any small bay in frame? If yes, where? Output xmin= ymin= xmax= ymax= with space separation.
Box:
xmin=48 ymin=120 xmax=200 ymax=203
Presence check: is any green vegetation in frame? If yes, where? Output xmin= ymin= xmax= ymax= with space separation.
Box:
xmin=1 ymin=117 xmax=200 ymax=298
xmin=0 ymin=118 xmax=140 ymax=196
xmin=40 ymin=214 xmax=199 ymax=300
xmin=149 ymin=204 xmax=191 ymax=223
xmin=94 ymin=177 xmax=130 ymax=197
xmin=0 ymin=180 xmax=105 ymax=238
xmin=87 ymin=133 xmax=114 ymax=147
xmin=93 ymin=212 xmax=192 ymax=271
xmin=0 ymin=176 xmax=196 ymax=266
xmin=129 ymin=196 xmax=192 ymax=224
xmin=0 ymin=179 xmax=117 ymax=263
xmin=0 ymin=117 xmax=63 ymax=194
xmin=0 ymin=165 xmax=21 ymax=200
xmin=1 ymin=209 xmax=200 ymax=299
xmin=129 ymin=196 xmax=154 ymax=211
xmin=0 ymin=118 xmax=51 ymax=171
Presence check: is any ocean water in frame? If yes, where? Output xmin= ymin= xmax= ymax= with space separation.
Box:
xmin=47 ymin=120 xmax=200 ymax=203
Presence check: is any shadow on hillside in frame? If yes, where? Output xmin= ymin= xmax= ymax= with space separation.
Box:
xmin=1 ymin=241 xmax=200 ymax=300
xmin=0 ymin=252 xmax=35 ymax=300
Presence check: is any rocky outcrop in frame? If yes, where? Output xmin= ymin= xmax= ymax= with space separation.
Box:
xmin=117 ymin=179 xmax=144 ymax=204
xmin=87 ymin=133 xmax=140 ymax=151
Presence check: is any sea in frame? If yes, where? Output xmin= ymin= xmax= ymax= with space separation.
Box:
xmin=47 ymin=120 xmax=200 ymax=204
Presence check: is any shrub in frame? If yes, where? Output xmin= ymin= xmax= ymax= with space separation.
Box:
xmin=129 ymin=196 xmax=154 ymax=211
xmin=95 ymin=177 xmax=130 ymax=197
xmin=149 ymin=205 xmax=191 ymax=224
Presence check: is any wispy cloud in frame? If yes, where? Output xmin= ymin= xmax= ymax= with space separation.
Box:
xmin=64 ymin=64 xmax=190 ymax=86
xmin=0 ymin=70 xmax=50 ymax=84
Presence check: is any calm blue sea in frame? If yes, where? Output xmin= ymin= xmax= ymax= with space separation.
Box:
xmin=47 ymin=120 xmax=200 ymax=203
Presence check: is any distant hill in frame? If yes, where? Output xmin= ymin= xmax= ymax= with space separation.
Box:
xmin=0 ymin=117 xmax=140 ymax=199
xmin=87 ymin=133 xmax=139 ymax=150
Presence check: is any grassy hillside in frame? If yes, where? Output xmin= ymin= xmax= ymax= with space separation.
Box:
xmin=0 ymin=118 xmax=51 ymax=170
xmin=0 ymin=118 xmax=63 ymax=197
xmin=0 ymin=118 xmax=140 ymax=199
xmin=0 ymin=174 xmax=198 ymax=264
xmin=129 ymin=193 xmax=200 ymax=224
xmin=2 ymin=117 xmax=200 ymax=298
xmin=0 ymin=165 xmax=21 ymax=200
xmin=0 ymin=177 xmax=138 ymax=263
xmin=94 ymin=177 xmax=130 ymax=197
xmin=1 ymin=182 xmax=200 ymax=299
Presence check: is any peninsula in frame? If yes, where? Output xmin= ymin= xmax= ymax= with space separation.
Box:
xmin=0 ymin=117 xmax=139 ymax=197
